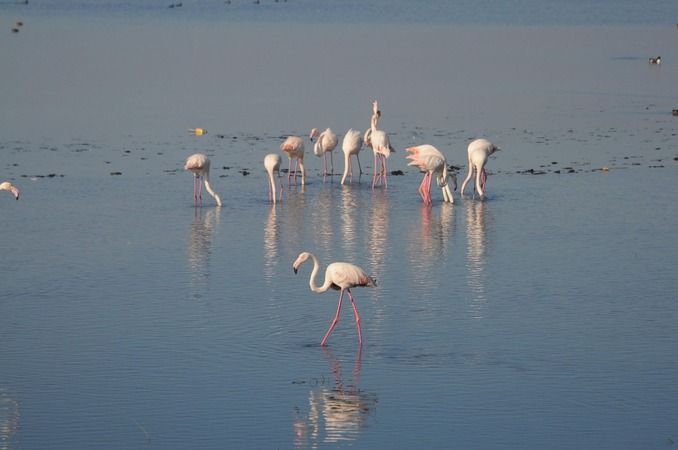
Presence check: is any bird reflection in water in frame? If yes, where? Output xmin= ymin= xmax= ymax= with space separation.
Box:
xmin=465 ymin=201 xmax=489 ymax=319
xmin=310 ymin=184 xmax=335 ymax=257
xmin=0 ymin=389 xmax=20 ymax=450
xmin=339 ymin=184 xmax=360 ymax=262
xmin=407 ymin=203 xmax=456 ymax=287
xmin=293 ymin=348 xmax=378 ymax=449
xmin=187 ymin=207 xmax=220 ymax=299
xmin=263 ymin=205 xmax=280 ymax=285
xmin=366 ymin=189 xmax=390 ymax=285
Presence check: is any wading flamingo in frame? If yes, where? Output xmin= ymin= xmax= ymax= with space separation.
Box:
xmin=460 ymin=138 xmax=500 ymax=200
xmin=184 ymin=153 xmax=222 ymax=207
xmin=264 ymin=153 xmax=283 ymax=204
xmin=293 ymin=251 xmax=377 ymax=347
xmin=341 ymin=129 xmax=363 ymax=185
xmin=280 ymin=136 xmax=305 ymax=186
xmin=0 ymin=182 xmax=20 ymax=200
xmin=406 ymin=145 xmax=457 ymax=205
xmin=310 ymin=128 xmax=338 ymax=177
xmin=365 ymin=100 xmax=394 ymax=188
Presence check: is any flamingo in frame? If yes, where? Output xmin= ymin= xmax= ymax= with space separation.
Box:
xmin=0 ymin=181 xmax=20 ymax=200
xmin=365 ymin=100 xmax=394 ymax=188
xmin=406 ymin=145 xmax=457 ymax=205
xmin=280 ymin=135 xmax=305 ymax=186
xmin=460 ymin=138 xmax=501 ymax=200
xmin=264 ymin=153 xmax=283 ymax=204
xmin=184 ymin=153 xmax=222 ymax=207
xmin=293 ymin=251 xmax=377 ymax=347
xmin=341 ymin=129 xmax=363 ymax=185
xmin=310 ymin=128 xmax=338 ymax=177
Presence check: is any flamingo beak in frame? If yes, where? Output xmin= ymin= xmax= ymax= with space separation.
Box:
xmin=293 ymin=267 xmax=298 ymax=274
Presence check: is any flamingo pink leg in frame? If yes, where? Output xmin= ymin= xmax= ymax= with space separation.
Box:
xmin=480 ymin=169 xmax=488 ymax=191
xmin=382 ymin=157 xmax=388 ymax=188
xmin=321 ymin=290 xmax=344 ymax=347
xmin=287 ymin=157 xmax=293 ymax=186
xmin=346 ymin=289 xmax=363 ymax=346
xmin=372 ymin=153 xmax=378 ymax=188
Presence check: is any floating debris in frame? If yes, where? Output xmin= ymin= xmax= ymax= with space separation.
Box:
xmin=110 ymin=171 xmax=122 ymax=176
xmin=390 ymin=170 xmax=404 ymax=176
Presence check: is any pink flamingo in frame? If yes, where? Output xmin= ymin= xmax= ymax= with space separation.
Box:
xmin=0 ymin=181 xmax=20 ymax=200
xmin=264 ymin=153 xmax=283 ymax=204
xmin=184 ymin=153 xmax=222 ymax=207
xmin=341 ymin=129 xmax=363 ymax=185
xmin=406 ymin=145 xmax=457 ymax=205
xmin=460 ymin=138 xmax=500 ymax=200
xmin=293 ymin=251 xmax=377 ymax=347
xmin=310 ymin=128 xmax=338 ymax=177
xmin=364 ymin=100 xmax=393 ymax=188
xmin=280 ymin=136 xmax=306 ymax=186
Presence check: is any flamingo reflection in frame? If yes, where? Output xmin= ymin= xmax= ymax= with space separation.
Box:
xmin=187 ymin=207 xmax=220 ymax=299
xmin=465 ymin=201 xmax=489 ymax=319
xmin=263 ymin=205 xmax=280 ymax=285
xmin=293 ymin=348 xmax=378 ymax=449
xmin=407 ymin=203 xmax=456 ymax=286
xmin=0 ymin=389 xmax=20 ymax=450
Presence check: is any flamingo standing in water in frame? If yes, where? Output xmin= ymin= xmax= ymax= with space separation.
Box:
xmin=460 ymin=138 xmax=501 ymax=200
xmin=310 ymin=128 xmax=338 ymax=177
xmin=184 ymin=153 xmax=222 ymax=207
xmin=406 ymin=145 xmax=457 ymax=205
xmin=280 ymin=136 xmax=306 ymax=186
xmin=0 ymin=181 xmax=20 ymax=200
xmin=364 ymin=100 xmax=394 ymax=188
xmin=264 ymin=153 xmax=283 ymax=204
xmin=341 ymin=129 xmax=363 ymax=185
xmin=293 ymin=251 xmax=377 ymax=347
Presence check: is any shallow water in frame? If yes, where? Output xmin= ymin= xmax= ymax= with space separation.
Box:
xmin=2 ymin=3 xmax=678 ymax=450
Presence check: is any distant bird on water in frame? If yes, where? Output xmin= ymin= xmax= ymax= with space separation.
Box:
xmin=280 ymin=135 xmax=306 ymax=186
xmin=184 ymin=153 xmax=222 ymax=207
xmin=460 ymin=138 xmax=500 ymax=200
xmin=293 ymin=251 xmax=377 ymax=347
xmin=264 ymin=153 xmax=283 ymax=204
xmin=341 ymin=128 xmax=363 ymax=185
xmin=0 ymin=182 xmax=20 ymax=200
xmin=406 ymin=145 xmax=456 ymax=205
xmin=310 ymin=127 xmax=338 ymax=177
xmin=649 ymin=56 xmax=661 ymax=65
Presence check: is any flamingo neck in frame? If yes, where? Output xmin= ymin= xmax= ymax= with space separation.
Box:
xmin=308 ymin=253 xmax=332 ymax=293
xmin=268 ymin=170 xmax=277 ymax=203
xmin=202 ymin=173 xmax=222 ymax=207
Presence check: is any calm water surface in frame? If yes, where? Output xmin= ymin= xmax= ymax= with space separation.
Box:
xmin=1 ymin=2 xmax=678 ymax=449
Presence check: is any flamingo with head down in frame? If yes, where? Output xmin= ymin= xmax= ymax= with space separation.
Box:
xmin=293 ymin=251 xmax=377 ymax=347
xmin=264 ymin=153 xmax=283 ymax=204
xmin=341 ymin=129 xmax=363 ymax=185
xmin=406 ymin=145 xmax=457 ymax=205
xmin=460 ymin=138 xmax=500 ymax=200
xmin=310 ymin=128 xmax=338 ymax=177
xmin=184 ymin=153 xmax=222 ymax=207
xmin=280 ymin=135 xmax=306 ymax=186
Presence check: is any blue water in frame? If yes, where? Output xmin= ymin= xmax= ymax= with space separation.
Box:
xmin=2 ymin=1 xmax=678 ymax=449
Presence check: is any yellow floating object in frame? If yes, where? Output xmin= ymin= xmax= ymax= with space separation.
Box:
xmin=189 ymin=128 xmax=207 ymax=136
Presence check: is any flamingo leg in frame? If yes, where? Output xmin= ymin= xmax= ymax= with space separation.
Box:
xmin=382 ymin=156 xmax=388 ymax=188
xmin=480 ymin=168 xmax=488 ymax=191
xmin=193 ymin=175 xmax=199 ymax=205
xmin=426 ymin=171 xmax=434 ymax=205
xmin=287 ymin=157 xmax=293 ymax=187
xmin=321 ymin=290 xmax=344 ymax=347
xmin=372 ymin=152 xmax=378 ymax=188
xmin=357 ymin=154 xmax=363 ymax=175
xmin=330 ymin=151 xmax=334 ymax=176
xmin=346 ymin=290 xmax=363 ymax=346
xmin=417 ymin=173 xmax=428 ymax=202
xmin=293 ymin=159 xmax=299 ymax=184
xmin=198 ymin=175 xmax=203 ymax=205
xmin=475 ymin=165 xmax=485 ymax=199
